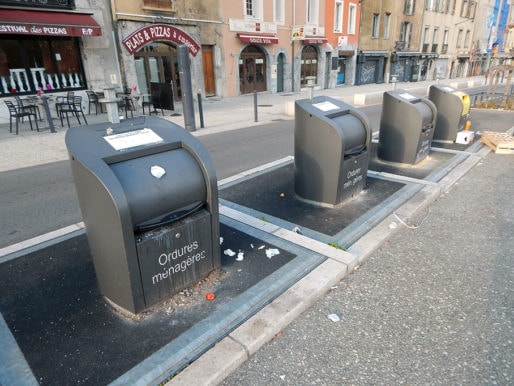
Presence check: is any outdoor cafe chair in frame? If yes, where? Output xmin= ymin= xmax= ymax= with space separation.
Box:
xmin=59 ymin=95 xmax=88 ymax=128
xmin=5 ymin=100 xmax=39 ymax=135
xmin=14 ymin=95 xmax=42 ymax=121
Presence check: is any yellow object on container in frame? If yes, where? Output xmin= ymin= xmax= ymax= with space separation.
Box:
xmin=454 ymin=91 xmax=470 ymax=115
xmin=464 ymin=120 xmax=471 ymax=131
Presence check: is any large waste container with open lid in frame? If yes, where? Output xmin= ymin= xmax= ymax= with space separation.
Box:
xmin=378 ymin=89 xmax=437 ymax=164
xmin=65 ymin=116 xmax=220 ymax=314
xmin=428 ymin=84 xmax=471 ymax=141
xmin=295 ymin=96 xmax=371 ymax=207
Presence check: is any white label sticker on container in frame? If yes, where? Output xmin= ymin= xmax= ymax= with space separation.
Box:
xmin=104 ymin=128 xmax=163 ymax=150
xmin=312 ymin=101 xmax=339 ymax=112
xmin=150 ymin=165 xmax=166 ymax=179
xmin=399 ymin=92 xmax=416 ymax=100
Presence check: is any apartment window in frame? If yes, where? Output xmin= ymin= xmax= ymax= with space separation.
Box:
xmin=383 ymin=13 xmax=391 ymax=39
xmin=423 ymin=26 xmax=430 ymax=44
xmin=348 ymin=3 xmax=357 ymax=34
xmin=334 ymin=0 xmax=344 ymax=32
xmin=404 ymin=0 xmax=416 ymax=15
xmin=400 ymin=22 xmax=412 ymax=49
xmin=432 ymin=27 xmax=439 ymax=52
xmin=307 ymin=0 xmax=319 ymax=24
xmin=464 ymin=30 xmax=471 ymax=47
xmin=425 ymin=0 xmax=436 ymax=11
xmin=371 ymin=13 xmax=380 ymax=38
xmin=468 ymin=1 xmax=477 ymax=18
xmin=456 ymin=28 xmax=463 ymax=48
xmin=460 ymin=0 xmax=468 ymax=17
xmin=245 ymin=0 xmax=262 ymax=19
xmin=422 ymin=26 xmax=430 ymax=52
xmin=274 ymin=0 xmax=285 ymax=24
xmin=442 ymin=27 xmax=449 ymax=53
xmin=432 ymin=27 xmax=439 ymax=44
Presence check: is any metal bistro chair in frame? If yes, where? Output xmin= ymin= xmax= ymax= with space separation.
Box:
xmin=86 ymin=90 xmax=103 ymax=114
xmin=116 ymin=92 xmax=136 ymax=118
xmin=5 ymin=100 xmax=39 ymax=135
xmin=55 ymin=91 xmax=74 ymax=118
xmin=59 ymin=95 xmax=88 ymax=127
xmin=14 ymin=95 xmax=42 ymax=121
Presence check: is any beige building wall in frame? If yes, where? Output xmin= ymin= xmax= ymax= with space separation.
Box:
xmin=111 ymin=0 xmax=223 ymax=98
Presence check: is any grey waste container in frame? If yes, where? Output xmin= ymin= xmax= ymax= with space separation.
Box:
xmin=65 ymin=116 xmax=220 ymax=314
xmin=378 ymin=89 xmax=437 ymax=164
xmin=428 ymin=84 xmax=471 ymax=141
xmin=295 ymin=96 xmax=371 ymax=207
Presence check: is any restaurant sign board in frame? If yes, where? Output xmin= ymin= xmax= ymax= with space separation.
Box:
xmin=122 ymin=24 xmax=200 ymax=56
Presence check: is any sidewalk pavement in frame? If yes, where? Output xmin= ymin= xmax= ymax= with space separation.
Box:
xmin=0 ymin=76 xmax=485 ymax=173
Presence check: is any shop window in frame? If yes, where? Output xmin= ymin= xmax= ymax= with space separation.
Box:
xmin=0 ymin=36 xmax=85 ymax=96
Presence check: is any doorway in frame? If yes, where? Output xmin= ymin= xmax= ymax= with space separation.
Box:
xmin=202 ymin=45 xmax=215 ymax=96
xmin=300 ymin=45 xmax=318 ymax=87
xmin=239 ymin=45 xmax=267 ymax=94
xmin=134 ymin=43 xmax=181 ymax=101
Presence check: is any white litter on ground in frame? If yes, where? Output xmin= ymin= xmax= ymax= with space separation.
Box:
xmin=265 ymin=248 xmax=280 ymax=258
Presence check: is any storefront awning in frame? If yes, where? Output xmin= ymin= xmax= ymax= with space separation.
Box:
xmin=237 ymin=33 xmax=278 ymax=44
xmin=0 ymin=9 xmax=102 ymax=37
xmin=303 ymin=36 xmax=327 ymax=44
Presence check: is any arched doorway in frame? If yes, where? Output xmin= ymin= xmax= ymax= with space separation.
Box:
xmin=134 ymin=43 xmax=181 ymax=101
xmin=239 ymin=45 xmax=267 ymax=94
xmin=277 ymin=53 xmax=285 ymax=92
xmin=300 ymin=45 xmax=318 ymax=87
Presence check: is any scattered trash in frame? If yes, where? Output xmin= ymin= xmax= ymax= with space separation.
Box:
xmin=389 ymin=221 xmax=398 ymax=229
xmin=327 ymin=313 xmax=340 ymax=322
xmin=292 ymin=226 xmax=302 ymax=234
xmin=258 ymin=245 xmax=265 ymax=250
xmin=331 ymin=285 xmax=338 ymax=290
xmin=224 ymin=249 xmax=235 ymax=257
xmin=220 ymin=237 xmax=224 ymax=245
xmin=266 ymin=248 xmax=280 ymax=258
xmin=236 ymin=251 xmax=244 ymax=261
xmin=279 ymin=192 xmax=285 ymax=198
xmin=205 ymin=292 xmax=216 ymax=301
xmin=280 ymin=375 xmax=286 ymax=381
xmin=250 ymin=243 xmax=254 ymax=249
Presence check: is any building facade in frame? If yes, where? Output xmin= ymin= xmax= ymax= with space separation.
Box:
xmin=0 ymin=0 xmax=113 ymax=105
xmin=111 ymin=0 xmax=222 ymax=103
xmin=325 ymin=0 xmax=361 ymax=86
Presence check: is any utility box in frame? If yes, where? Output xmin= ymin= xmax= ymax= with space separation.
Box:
xmin=295 ymin=96 xmax=371 ymax=207
xmin=65 ymin=116 xmax=220 ymax=314
xmin=378 ymin=89 xmax=437 ymax=164
xmin=428 ymin=84 xmax=471 ymax=141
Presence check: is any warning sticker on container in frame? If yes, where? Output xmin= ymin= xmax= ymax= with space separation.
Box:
xmin=442 ymin=86 xmax=455 ymax=92
xmin=104 ymin=128 xmax=163 ymax=150
xmin=312 ymin=101 xmax=339 ymax=112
